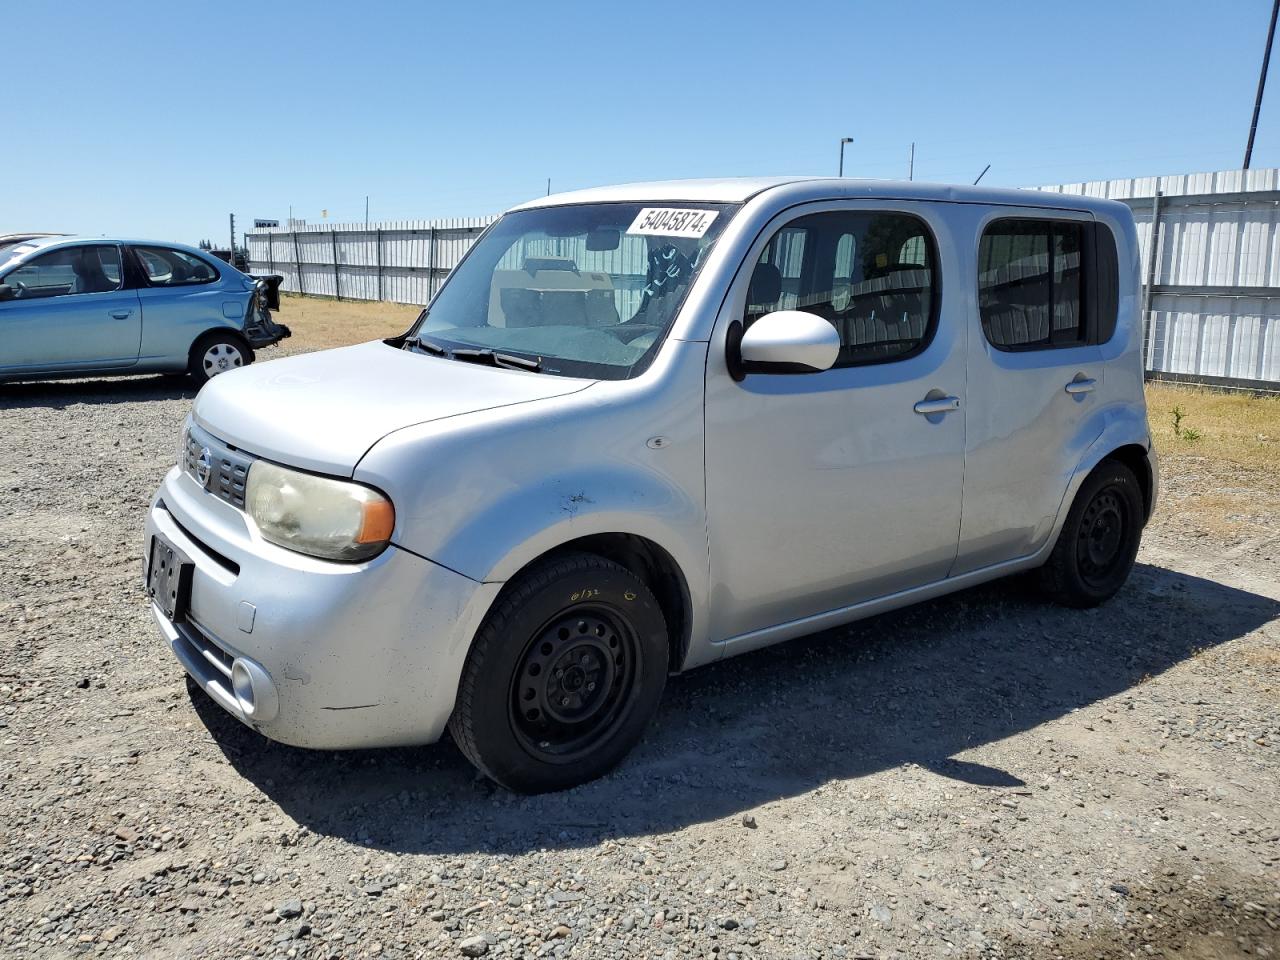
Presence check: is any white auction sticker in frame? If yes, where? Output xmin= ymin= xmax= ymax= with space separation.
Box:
xmin=626 ymin=207 xmax=719 ymax=239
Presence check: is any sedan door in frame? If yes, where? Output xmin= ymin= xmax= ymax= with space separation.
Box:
xmin=703 ymin=201 xmax=967 ymax=650
xmin=0 ymin=244 xmax=141 ymax=373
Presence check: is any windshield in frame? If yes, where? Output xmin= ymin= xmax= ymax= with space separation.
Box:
xmin=410 ymin=201 xmax=737 ymax=379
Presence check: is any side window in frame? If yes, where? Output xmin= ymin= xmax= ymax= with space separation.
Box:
xmin=746 ymin=210 xmax=939 ymax=366
xmin=134 ymin=246 xmax=219 ymax=286
xmin=978 ymin=219 xmax=1091 ymax=350
xmin=2 ymin=245 xmax=123 ymax=300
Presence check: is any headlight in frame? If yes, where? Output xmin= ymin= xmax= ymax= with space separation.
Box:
xmin=245 ymin=461 xmax=395 ymax=562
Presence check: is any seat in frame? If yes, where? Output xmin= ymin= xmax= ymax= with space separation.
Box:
xmin=746 ymin=261 xmax=782 ymax=312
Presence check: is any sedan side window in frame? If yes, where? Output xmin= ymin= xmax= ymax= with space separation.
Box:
xmin=134 ymin=246 xmax=219 ymax=286
xmin=745 ymin=211 xmax=940 ymax=366
xmin=2 ymin=245 xmax=123 ymax=300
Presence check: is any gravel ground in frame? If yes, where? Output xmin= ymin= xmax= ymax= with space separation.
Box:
xmin=2 ymin=350 xmax=1278 ymax=960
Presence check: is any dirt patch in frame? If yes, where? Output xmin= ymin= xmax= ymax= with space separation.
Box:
xmin=1001 ymin=864 xmax=1280 ymax=959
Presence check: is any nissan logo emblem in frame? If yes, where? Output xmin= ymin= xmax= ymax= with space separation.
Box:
xmin=195 ymin=447 xmax=214 ymax=487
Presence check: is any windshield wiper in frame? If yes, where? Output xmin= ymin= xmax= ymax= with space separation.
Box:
xmin=402 ymin=336 xmax=448 ymax=356
xmin=450 ymin=347 xmax=542 ymax=373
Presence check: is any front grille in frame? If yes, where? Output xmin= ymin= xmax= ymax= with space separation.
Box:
xmin=183 ymin=423 xmax=256 ymax=509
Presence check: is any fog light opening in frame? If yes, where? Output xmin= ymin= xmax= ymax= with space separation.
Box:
xmin=231 ymin=660 xmax=256 ymax=716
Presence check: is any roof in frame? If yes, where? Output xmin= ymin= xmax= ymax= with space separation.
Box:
xmin=0 ymin=235 xmax=220 ymax=270
xmin=512 ymin=176 xmax=1131 ymax=217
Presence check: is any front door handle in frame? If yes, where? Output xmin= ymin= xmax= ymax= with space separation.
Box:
xmin=110 ymin=309 xmax=134 ymax=319
xmin=913 ymin=395 xmax=961 ymax=415
xmin=1065 ymin=377 xmax=1097 ymax=395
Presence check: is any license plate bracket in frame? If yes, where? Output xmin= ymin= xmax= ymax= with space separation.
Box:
xmin=147 ymin=534 xmax=193 ymax=622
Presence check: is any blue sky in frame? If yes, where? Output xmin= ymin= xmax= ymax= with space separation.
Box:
xmin=5 ymin=0 xmax=1277 ymax=245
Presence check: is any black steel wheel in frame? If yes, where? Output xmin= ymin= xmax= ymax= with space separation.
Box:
xmin=1039 ymin=459 xmax=1144 ymax=608
xmin=449 ymin=553 xmax=669 ymax=793
xmin=509 ymin=606 xmax=642 ymax=764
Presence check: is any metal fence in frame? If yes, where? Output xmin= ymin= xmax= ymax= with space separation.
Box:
xmin=245 ymin=217 xmax=496 ymax=306
xmin=1037 ymin=168 xmax=1280 ymax=390
xmin=247 ymin=168 xmax=1280 ymax=390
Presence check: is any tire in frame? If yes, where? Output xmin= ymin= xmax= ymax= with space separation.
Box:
xmin=189 ymin=332 xmax=252 ymax=386
xmin=1038 ymin=459 xmax=1144 ymax=608
xmin=448 ymin=553 xmax=669 ymax=793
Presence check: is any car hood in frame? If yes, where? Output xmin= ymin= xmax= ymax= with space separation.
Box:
xmin=192 ymin=340 xmax=595 ymax=475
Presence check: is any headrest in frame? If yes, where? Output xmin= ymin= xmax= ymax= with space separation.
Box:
xmin=748 ymin=261 xmax=782 ymax=306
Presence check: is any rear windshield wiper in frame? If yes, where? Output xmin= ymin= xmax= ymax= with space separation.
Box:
xmin=450 ymin=347 xmax=542 ymax=372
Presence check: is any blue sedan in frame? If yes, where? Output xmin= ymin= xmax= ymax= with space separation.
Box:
xmin=0 ymin=236 xmax=289 ymax=385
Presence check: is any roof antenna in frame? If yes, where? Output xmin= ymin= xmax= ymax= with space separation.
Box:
xmin=973 ymin=164 xmax=991 ymax=185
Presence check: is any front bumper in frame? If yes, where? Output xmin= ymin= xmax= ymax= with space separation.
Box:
xmin=144 ymin=465 xmax=500 ymax=749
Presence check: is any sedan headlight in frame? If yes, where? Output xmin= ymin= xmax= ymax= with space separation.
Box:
xmin=245 ymin=461 xmax=395 ymax=562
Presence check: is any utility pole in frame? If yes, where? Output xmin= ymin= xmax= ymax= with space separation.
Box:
xmin=908 ymin=142 xmax=915 ymax=181
xmin=365 ymin=196 xmax=370 ymax=225
xmin=228 ymin=213 xmax=236 ymax=255
xmin=1244 ymin=0 xmax=1279 ymax=169
xmin=973 ymin=164 xmax=991 ymax=185
xmin=838 ymin=137 xmax=854 ymax=177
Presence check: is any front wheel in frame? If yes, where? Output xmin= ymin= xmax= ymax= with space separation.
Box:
xmin=1038 ymin=460 xmax=1144 ymax=608
xmin=189 ymin=332 xmax=252 ymax=386
xmin=448 ymin=553 xmax=669 ymax=793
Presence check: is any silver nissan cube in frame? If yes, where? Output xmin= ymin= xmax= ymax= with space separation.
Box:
xmin=144 ymin=177 xmax=1157 ymax=792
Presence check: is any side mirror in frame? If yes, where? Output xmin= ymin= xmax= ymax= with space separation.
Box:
xmin=0 ymin=284 xmax=14 ymax=302
xmin=726 ymin=310 xmax=840 ymax=381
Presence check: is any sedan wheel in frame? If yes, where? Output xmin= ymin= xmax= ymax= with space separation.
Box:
xmin=203 ymin=342 xmax=245 ymax=378
xmin=189 ymin=333 xmax=252 ymax=386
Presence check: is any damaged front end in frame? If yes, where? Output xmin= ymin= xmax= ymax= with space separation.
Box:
xmin=244 ymin=274 xmax=292 ymax=348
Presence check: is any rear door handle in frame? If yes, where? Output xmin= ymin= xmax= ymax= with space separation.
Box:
xmin=1065 ymin=377 xmax=1097 ymax=395
xmin=110 ymin=309 xmax=134 ymax=319
xmin=913 ymin=396 xmax=961 ymax=415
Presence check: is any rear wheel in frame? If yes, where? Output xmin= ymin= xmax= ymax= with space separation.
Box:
xmin=189 ymin=332 xmax=252 ymax=385
xmin=1038 ymin=460 xmax=1144 ymax=608
xmin=449 ymin=553 xmax=669 ymax=793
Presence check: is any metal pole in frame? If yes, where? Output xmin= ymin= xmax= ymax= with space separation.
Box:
xmin=292 ymin=231 xmax=305 ymax=296
xmin=229 ymin=213 xmax=236 ymax=257
xmin=267 ymin=229 xmax=274 ymax=275
xmin=838 ymin=137 xmax=852 ymax=176
xmin=1142 ymin=189 xmax=1164 ymax=371
xmin=546 ymin=178 xmax=551 ymax=196
xmin=973 ymin=164 xmax=991 ymax=185
xmin=908 ymin=142 xmax=915 ymax=181
xmin=1244 ymin=0 xmax=1279 ymax=169
xmin=427 ymin=226 xmax=437 ymax=301
xmin=365 ymin=195 xmax=370 ymax=225
xmin=331 ymin=230 xmax=341 ymax=301
xmin=376 ymin=227 xmax=383 ymax=302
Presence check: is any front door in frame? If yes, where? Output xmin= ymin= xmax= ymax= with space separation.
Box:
xmin=704 ymin=201 xmax=968 ymax=645
xmin=0 ymin=244 xmax=141 ymax=372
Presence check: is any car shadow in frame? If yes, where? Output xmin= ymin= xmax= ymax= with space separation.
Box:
xmin=190 ymin=562 xmax=1279 ymax=854
xmin=0 ymin=374 xmax=195 ymax=408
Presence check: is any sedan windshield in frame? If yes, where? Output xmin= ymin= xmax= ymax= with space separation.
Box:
xmin=410 ymin=201 xmax=737 ymax=379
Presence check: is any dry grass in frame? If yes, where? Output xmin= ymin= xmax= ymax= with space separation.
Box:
xmin=277 ymin=294 xmax=421 ymax=353
xmin=1145 ymin=382 xmax=1280 ymax=473
xmin=1144 ymin=383 xmax=1280 ymax=541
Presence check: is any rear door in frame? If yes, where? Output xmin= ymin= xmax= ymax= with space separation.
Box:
xmin=955 ymin=209 xmax=1107 ymax=574
xmin=0 ymin=244 xmax=141 ymax=372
